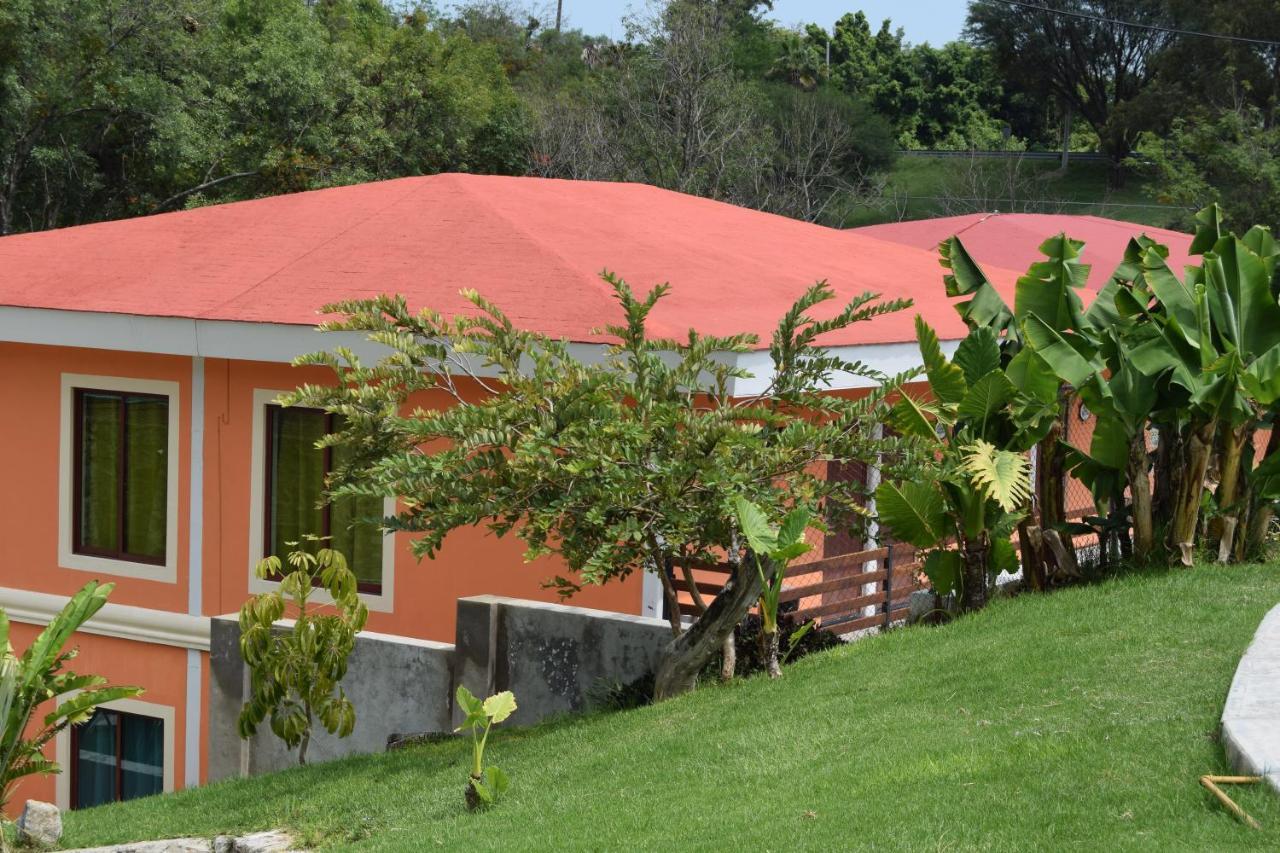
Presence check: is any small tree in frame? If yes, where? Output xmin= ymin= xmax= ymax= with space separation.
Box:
xmin=238 ymin=547 xmax=367 ymax=765
xmin=288 ymin=276 xmax=912 ymax=700
xmin=0 ymin=582 xmax=141 ymax=820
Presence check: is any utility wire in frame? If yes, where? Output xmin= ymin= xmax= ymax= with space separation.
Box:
xmin=987 ymin=0 xmax=1280 ymax=49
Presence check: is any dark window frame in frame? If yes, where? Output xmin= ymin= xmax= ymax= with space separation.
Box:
xmin=71 ymin=388 xmax=169 ymax=565
xmin=68 ymin=708 xmax=164 ymax=810
xmin=263 ymin=404 xmax=383 ymax=594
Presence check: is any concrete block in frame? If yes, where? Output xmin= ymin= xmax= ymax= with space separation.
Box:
xmin=454 ymin=595 xmax=671 ymax=727
xmin=208 ymin=616 xmax=454 ymax=781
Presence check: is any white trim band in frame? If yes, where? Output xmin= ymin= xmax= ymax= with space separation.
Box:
xmin=0 ymin=586 xmax=211 ymax=651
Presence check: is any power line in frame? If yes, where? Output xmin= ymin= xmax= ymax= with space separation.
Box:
xmin=988 ymin=0 xmax=1280 ymax=49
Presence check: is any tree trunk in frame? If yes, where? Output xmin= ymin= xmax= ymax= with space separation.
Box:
xmin=1214 ymin=423 xmax=1251 ymax=563
xmin=1127 ymin=428 xmax=1154 ymax=560
xmin=1059 ymin=101 xmax=1073 ymax=171
xmin=764 ymin=629 xmax=781 ymax=679
xmin=1170 ymin=420 xmax=1217 ymax=567
xmin=1152 ymin=421 xmax=1184 ymax=560
xmin=653 ymin=556 xmax=766 ymax=701
xmin=1243 ymin=425 xmax=1280 ymax=559
xmin=1018 ymin=520 xmax=1047 ymax=591
xmin=959 ymin=535 xmax=990 ymax=612
xmin=719 ymin=632 xmax=736 ymax=682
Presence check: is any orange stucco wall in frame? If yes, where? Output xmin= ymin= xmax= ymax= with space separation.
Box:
xmin=0 ymin=342 xmax=641 ymax=815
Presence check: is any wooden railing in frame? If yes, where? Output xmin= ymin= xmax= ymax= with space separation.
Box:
xmin=678 ymin=543 xmax=927 ymax=634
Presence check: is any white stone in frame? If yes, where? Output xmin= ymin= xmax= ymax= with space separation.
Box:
xmin=16 ymin=800 xmax=62 ymax=846
xmin=1221 ymin=603 xmax=1280 ymax=793
xmin=233 ymin=831 xmax=296 ymax=853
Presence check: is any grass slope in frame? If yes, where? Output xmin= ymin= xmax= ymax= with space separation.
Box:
xmin=64 ymin=563 xmax=1280 ymax=851
xmin=841 ymin=156 xmax=1180 ymax=230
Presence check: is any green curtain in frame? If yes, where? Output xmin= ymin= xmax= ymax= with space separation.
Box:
xmin=120 ymin=713 xmax=163 ymax=801
xmin=78 ymin=393 xmax=121 ymax=552
xmin=268 ymin=408 xmax=383 ymax=586
xmin=123 ymin=396 xmax=168 ymax=559
xmin=74 ymin=709 xmax=118 ymax=809
xmin=268 ymin=407 xmax=326 ymax=558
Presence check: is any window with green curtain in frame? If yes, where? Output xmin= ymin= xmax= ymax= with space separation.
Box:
xmin=72 ymin=708 xmax=164 ymax=810
xmin=266 ymin=406 xmax=383 ymax=589
xmin=75 ymin=390 xmax=168 ymax=563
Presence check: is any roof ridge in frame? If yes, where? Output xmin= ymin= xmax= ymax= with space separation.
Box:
xmin=195 ymin=177 xmax=430 ymax=320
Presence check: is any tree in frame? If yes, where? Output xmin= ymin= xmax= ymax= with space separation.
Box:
xmin=1 ymin=583 xmax=142 ymax=817
xmin=238 ymin=547 xmax=367 ymax=765
xmin=286 ymin=277 xmax=912 ymax=699
xmin=1140 ymin=106 xmax=1280 ymax=234
xmin=967 ymin=0 xmax=1173 ymax=185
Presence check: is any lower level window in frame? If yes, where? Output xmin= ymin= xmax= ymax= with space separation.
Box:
xmin=71 ymin=708 xmax=164 ymax=809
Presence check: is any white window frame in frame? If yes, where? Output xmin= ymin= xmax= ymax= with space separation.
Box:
xmin=54 ymin=696 xmax=176 ymax=811
xmin=247 ymin=389 xmax=395 ymax=612
xmin=58 ymin=374 xmax=181 ymax=583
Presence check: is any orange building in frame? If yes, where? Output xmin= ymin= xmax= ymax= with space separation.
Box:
xmin=0 ymin=174 xmax=1177 ymax=812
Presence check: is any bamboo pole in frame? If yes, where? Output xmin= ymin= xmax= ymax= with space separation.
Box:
xmin=1199 ymin=775 xmax=1262 ymax=830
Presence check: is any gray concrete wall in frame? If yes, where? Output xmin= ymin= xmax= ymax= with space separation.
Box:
xmin=453 ymin=595 xmax=671 ymax=728
xmin=208 ymin=616 xmax=455 ymax=782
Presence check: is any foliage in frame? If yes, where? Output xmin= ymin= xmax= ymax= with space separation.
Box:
xmin=1140 ymin=106 xmax=1280 ymax=234
xmin=732 ymin=497 xmax=812 ymax=678
xmin=238 ymin=547 xmax=367 ymax=766
xmin=454 ymin=686 xmax=515 ymax=810
xmin=287 ymin=275 xmax=911 ymax=699
xmin=0 ymin=0 xmax=528 ymax=235
xmin=876 ymin=315 xmax=1057 ymax=611
xmin=0 ymin=582 xmax=142 ymax=815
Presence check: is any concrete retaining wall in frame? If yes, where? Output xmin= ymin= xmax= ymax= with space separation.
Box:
xmin=453 ymin=595 xmax=671 ymax=727
xmin=1221 ymin=603 xmax=1280 ymax=794
xmin=209 ymin=595 xmax=672 ymax=779
xmin=208 ymin=616 xmax=454 ymax=782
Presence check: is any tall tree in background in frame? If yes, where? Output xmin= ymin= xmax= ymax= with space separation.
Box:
xmin=967 ymin=0 xmax=1173 ymax=185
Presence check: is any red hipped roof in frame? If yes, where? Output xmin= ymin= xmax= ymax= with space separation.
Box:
xmin=0 ymin=175 xmax=1190 ymax=349
xmin=0 ymin=174 xmax=1023 ymax=348
xmin=852 ymin=212 xmax=1193 ymax=289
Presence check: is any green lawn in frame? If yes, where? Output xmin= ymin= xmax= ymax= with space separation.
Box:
xmin=62 ymin=562 xmax=1280 ymax=851
xmin=841 ymin=154 xmax=1183 ymax=230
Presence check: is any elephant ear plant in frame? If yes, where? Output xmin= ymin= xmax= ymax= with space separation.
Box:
xmin=455 ymin=686 xmax=517 ymax=810
xmin=0 ymin=582 xmax=142 ymax=834
xmin=732 ymin=497 xmax=812 ymax=678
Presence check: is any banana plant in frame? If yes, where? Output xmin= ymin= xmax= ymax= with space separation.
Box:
xmin=1112 ymin=206 xmax=1280 ymax=564
xmin=940 ymin=233 xmax=1091 ymax=584
xmin=732 ymin=497 xmax=812 ymax=678
xmin=0 ymin=582 xmax=142 ymax=818
xmin=876 ymin=317 xmax=1052 ymax=612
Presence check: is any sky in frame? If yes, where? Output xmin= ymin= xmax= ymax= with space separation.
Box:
xmin=552 ymin=1 xmax=971 ymax=45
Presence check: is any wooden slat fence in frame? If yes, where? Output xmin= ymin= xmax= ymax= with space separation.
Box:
xmin=677 ymin=542 xmax=927 ymax=634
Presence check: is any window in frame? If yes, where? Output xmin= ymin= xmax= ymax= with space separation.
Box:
xmin=264 ymin=405 xmax=384 ymax=591
xmin=73 ymin=389 xmax=169 ymax=564
xmin=70 ymin=708 xmax=164 ymax=809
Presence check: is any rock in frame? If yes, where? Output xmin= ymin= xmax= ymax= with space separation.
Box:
xmin=233 ymin=831 xmax=295 ymax=853
xmin=214 ymin=836 xmax=236 ymax=853
xmin=16 ymin=800 xmax=62 ymax=846
xmin=60 ymin=839 xmax=209 ymax=853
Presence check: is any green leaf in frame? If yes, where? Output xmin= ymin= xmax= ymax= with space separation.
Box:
xmin=484 ymin=765 xmax=510 ymax=797
xmin=915 ymin=316 xmax=967 ymax=405
xmin=1014 ymin=233 xmax=1088 ymax=332
xmin=1244 ymin=343 xmax=1280 ymax=405
xmin=922 ymin=550 xmax=962 ymax=596
xmin=875 ymin=481 xmax=947 ymax=548
xmin=957 ymin=371 xmax=1015 ymax=430
xmin=733 ymin=497 xmax=778 ymax=556
xmin=991 ymin=537 xmax=1018 ymax=577
xmin=1021 ymin=314 xmax=1098 ymax=388
xmin=890 ymin=393 xmax=940 ymax=440
xmin=455 ymin=685 xmax=484 ymax=718
xmin=776 ymin=507 xmax=811 ymax=550
xmin=960 ymin=439 xmax=1031 ymax=513
xmin=953 ymin=327 xmax=1001 ymax=386
xmin=483 ymin=691 xmax=517 ymax=724
xmin=1005 ymin=348 xmax=1060 ymax=404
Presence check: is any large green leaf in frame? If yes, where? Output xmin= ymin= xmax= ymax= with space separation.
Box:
xmin=733 ymin=497 xmax=778 ymax=556
xmin=922 ymin=550 xmax=962 ymax=596
xmin=953 ymin=327 xmax=1001 ymax=386
xmin=1014 ymin=233 xmax=1088 ymax=332
xmin=957 ymin=371 xmax=1015 ymax=433
xmin=483 ymin=691 xmax=517 ymax=724
xmin=960 ymin=439 xmax=1031 ymax=513
xmin=914 ymin=316 xmax=966 ymax=405
xmin=1209 ymin=236 xmax=1280 ymax=357
xmin=941 ymin=237 xmax=1015 ymax=335
xmin=874 ymin=481 xmax=947 ymax=548
xmin=1244 ymin=343 xmax=1280 ymax=405
xmin=1021 ymin=314 xmax=1097 ymax=388
xmin=1005 ymin=347 xmax=1060 ymax=404
xmin=890 ymin=393 xmax=940 ymax=439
